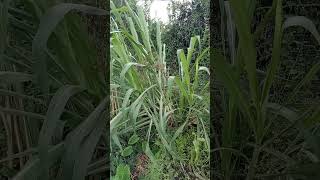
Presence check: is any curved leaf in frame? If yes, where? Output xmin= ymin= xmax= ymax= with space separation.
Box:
xmin=283 ymin=16 xmax=320 ymax=44
xmin=32 ymin=3 xmax=107 ymax=92
xmin=37 ymin=85 xmax=84 ymax=179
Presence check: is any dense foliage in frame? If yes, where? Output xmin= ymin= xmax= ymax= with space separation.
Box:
xmin=213 ymin=0 xmax=320 ymax=179
xmin=110 ymin=1 xmax=209 ymax=179
xmin=162 ymin=0 xmax=209 ymax=74
xmin=1 ymin=0 xmax=319 ymax=179
xmin=0 ymin=0 xmax=107 ymax=179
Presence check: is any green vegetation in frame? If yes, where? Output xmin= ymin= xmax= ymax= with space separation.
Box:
xmin=110 ymin=0 xmax=209 ymax=179
xmin=0 ymin=0 xmax=107 ymax=179
xmin=213 ymin=0 xmax=320 ymax=179
xmin=163 ymin=0 xmax=209 ymax=74
xmin=2 ymin=0 xmax=319 ymax=179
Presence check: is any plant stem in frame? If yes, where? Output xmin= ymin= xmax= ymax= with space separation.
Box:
xmin=246 ymin=146 xmax=260 ymax=180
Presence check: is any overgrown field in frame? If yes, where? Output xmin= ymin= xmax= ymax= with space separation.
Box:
xmin=110 ymin=1 xmax=209 ymax=179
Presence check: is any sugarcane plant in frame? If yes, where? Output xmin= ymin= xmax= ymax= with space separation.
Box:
xmin=110 ymin=0 xmax=210 ymax=178
xmin=214 ymin=0 xmax=320 ymax=179
xmin=0 ymin=0 xmax=108 ymax=179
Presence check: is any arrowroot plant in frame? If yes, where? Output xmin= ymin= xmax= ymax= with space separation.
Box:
xmin=110 ymin=1 xmax=209 ymax=179
xmin=213 ymin=0 xmax=320 ymax=179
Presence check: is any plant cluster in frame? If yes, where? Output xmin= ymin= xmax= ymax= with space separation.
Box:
xmin=0 ymin=0 xmax=107 ymax=179
xmin=213 ymin=0 xmax=320 ymax=179
xmin=110 ymin=1 xmax=210 ymax=179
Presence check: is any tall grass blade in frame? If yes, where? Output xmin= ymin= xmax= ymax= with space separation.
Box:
xmin=261 ymin=0 xmax=283 ymax=104
xmin=38 ymin=85 xmax=84 ymax=179
xmin=59 ymin=98 xmax=107 ymax=180
xmin=32 ymin=3 xmax=107 ymax=92
xmin=230 ymin=0 xmax=259 ymax=104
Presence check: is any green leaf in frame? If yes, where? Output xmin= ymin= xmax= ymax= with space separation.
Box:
xmin=128 ymin=134 xmax=139 ymax=145
xmin=261 ymin=0 xmax=283 ymax=104
xmin=71 ymin=115 xmax=105 ymax=180
xmin=213 ymin=49 xmax=255 ymax=134
xmin=283 ymin=16 xmax=320 ymax=44
xmin=122 ymin=88 xmax=134 ymax=108
xmin=230 ymin=0 xmax=259 ymax=104
xmin=171 ymin=120 xmax=188 ymax=143
xmin=114 ymin=164 xmax=131 ymax=180
xmin=32 ymin=3 xmax=107 ymax=92
xmin=121 ymin=146 xmax=133 ymax=157
xmin=38 ymin=85 xmax=84 ymax=179
xmin=59 ymin=98 xmax=107 ymax=180
xmin=120 ymin=62 xmax=145 ymax=88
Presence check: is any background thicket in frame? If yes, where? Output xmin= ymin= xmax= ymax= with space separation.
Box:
xmin=162 ymin=0 xmax=209 ymax=74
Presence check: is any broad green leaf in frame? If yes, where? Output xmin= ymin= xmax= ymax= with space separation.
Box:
xmin=128 ymin=134 xmax=139 ymax=145
xmin=114 ymin=164 xmax=131 ymax=180
xmin=121 ymin=146 xmax=133 ymax=157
